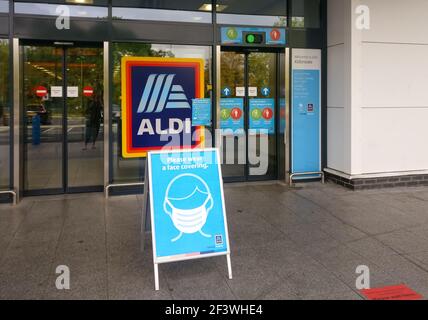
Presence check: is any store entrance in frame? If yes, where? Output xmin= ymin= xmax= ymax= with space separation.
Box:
xmin=21 ymin=41 xmax=104 ymax=196
xmin=220 ymin=47 xmax=284 ymax=182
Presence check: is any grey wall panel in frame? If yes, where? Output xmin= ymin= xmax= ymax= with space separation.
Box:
xmin=288 ymin=29 xmax=324 ymax=49
xmin=13 ymin=17 xmax=109 ymax=41
xmin=112 ymin=20 xmax=213 ymax=44
xmin=0 ymin=15 xmax=9 ymax=36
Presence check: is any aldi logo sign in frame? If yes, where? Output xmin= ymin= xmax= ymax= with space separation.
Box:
xmin=121 ymin=57 xmax=205 ymax=158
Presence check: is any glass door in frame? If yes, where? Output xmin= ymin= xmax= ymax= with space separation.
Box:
xmin=22 ymin=42 xmax=104 ymax=195
xmin=66 ymin=47 xmax=104 ymax=190
xmin=247 ymin=52 xmax=278 ymax=180
xmin=220 ymin=48 xmax=279 ymax=182
xmin=23 ymin=45 xmax=64 ymax=193
xmin=220 ymin=51 xmax=246 ymax=180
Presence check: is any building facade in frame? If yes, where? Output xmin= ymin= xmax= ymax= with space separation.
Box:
xmin=0 ymin=0 xmax=426 ymax=203
xmin=0 ymin=0 xmax=327 ymax=203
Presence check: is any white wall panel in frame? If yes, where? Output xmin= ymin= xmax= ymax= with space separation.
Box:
xmin=362 ymin=43 xmax=428 ymax=108
xmin=361 ymin=108 xmax=428 ymax=173
xmin=327 ymin=108 xmax=345 ymax=172
xmin=363 ymin=0 xmax=428 ymax=44
xmin=327 ymin=44 xmax=345 ymax=108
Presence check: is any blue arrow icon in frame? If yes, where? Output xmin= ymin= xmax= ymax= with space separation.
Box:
xmin=222 ymin=87 xmax=231 ymax=97
xmin=262 ymin=87 xmax=270 ymax=96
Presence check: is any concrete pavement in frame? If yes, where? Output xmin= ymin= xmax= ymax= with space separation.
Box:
xmin=1 ymin=182 xmax=428 ymax=300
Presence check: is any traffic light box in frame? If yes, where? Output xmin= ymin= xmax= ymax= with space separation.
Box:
xmin=243 ymin=32 xmax=265 ymax=45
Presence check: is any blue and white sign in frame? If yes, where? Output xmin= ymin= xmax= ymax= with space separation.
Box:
xmin=261 ymin=87 xmax=271 ymax=97
xmin=249 ymin=98 xmax=275 ymax=134
xmin=291 ymin=49 xmax=321 ymax=177
xmin=221 ymin=27 xmax=286 ymax=46
xmin=192 ymin=98 xmax=212 ymax=126
xmin=220 ymin=98 xmax=245 ymax=134
xmin=148 ymin=149 xmax=231 ymax=263
xmin=222 ymin=87 xmax=232 ymax=97
xmin=121 ymin=57 xmax=205 ymax=158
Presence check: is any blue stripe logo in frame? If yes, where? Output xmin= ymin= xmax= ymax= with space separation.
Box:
xmin=137 ymin=74 xmax=191 ymax=113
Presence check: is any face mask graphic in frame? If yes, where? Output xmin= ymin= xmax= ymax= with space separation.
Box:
xmin=163 ymin=174 xmax=214 ymax=242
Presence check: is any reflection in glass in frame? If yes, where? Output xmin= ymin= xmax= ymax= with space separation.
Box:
xmin=220 ymin=51 xmax=246 ymax=179
xmin=14 ymin=0 xmax=108 ymax=5
xmin=217 ymin=0 xmax=287 ymax=16
xmin=248 ymin=52 xmax=277 ymax=178
xmin=111 ymin=43 xmax=213 ymax=184
xmin=0 ymin=39 xmax=9 ymax=189
xmin=112 ymin=0 xmax=208 ymax=11
xmin=22 ymin=45 xmax=104 ymax=192
xmin=291 ymin=0 xmax=320 ymax=28
xmin=220 ymin=51 xmax=278 ymax=181
xmin=66 ymin=47 xmax=104 ymax=188
xmin=217 ymin=14 xmax=286 ymax=27
xmin=0 ymin=1 xmax=8 ymax=13
xmin=23 ymin=46 xmax=64 ymax=191
xmin=112 ymin=7 xmax=211 ymax=23
xmin=14 ymin=2 xmax=108 ymax=18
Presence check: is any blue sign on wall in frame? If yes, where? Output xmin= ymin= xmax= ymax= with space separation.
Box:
xmin=291 ymin=49 xmax=321 ymax=176
xmin=220 ymin=98 xmax=245 ymax=134
xmin=192 ymin=98 xmax=212 ymax=126
xmin=148 ymin=149 xmax=230 ymax=263
xmin=249 ymin=99 xmax=275 ymax=134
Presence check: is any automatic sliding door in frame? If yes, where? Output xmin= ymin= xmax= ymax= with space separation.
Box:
xmin=22 ymin=43 xmax=104 ymax=195
xmin=220 ymin=51 xmax=246 ymax=181
xmin=23 ymin=45 xmax=64 ymax=193
xmin=247 ymin=52 xmax=277 ymax=180
xmin=66 ymin=47 xmax=104 ymax=190
xmin=220 ymin=49 xmax=279 ymax=182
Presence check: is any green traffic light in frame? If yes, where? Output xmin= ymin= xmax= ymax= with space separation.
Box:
xmin=247 ymin=34 xmax=255 ymax=43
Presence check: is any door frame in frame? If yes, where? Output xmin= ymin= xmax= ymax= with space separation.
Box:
xmin=219 ymin=46 xmax=284 ymax=183
xmin=20 ymin=39 xmax=104 ymax=196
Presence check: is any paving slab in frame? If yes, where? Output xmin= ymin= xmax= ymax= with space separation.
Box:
xmin=0 ymin=182 xmax=427 ymax=300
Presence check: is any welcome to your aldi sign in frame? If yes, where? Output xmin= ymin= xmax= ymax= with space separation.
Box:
xmin=121 ymin=57 xmax=206 ymax=158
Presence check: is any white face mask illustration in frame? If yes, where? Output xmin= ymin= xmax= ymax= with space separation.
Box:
xmin=163 ymin=174 xmax=214 ymax=242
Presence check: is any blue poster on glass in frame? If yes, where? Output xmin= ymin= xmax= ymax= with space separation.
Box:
xmin=192 ymin=98 xmax=212 ymax=126
xmin=249 ymin=98 xmax=275 ymax=134
xmin=148 ymin=149 xmax=231 ymax=263
xmin=291 ymin=49 xmax=321 ymax=177
xmin=220 ymin=98 xmax=244 ymax=134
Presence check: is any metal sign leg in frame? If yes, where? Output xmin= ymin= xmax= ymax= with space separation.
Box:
xmin=154 ymin=263 xmax=160 ymax=291
xmin=227 ymin=254 xmax=233 ymax=280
